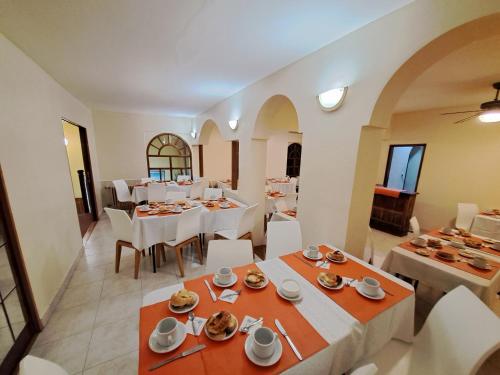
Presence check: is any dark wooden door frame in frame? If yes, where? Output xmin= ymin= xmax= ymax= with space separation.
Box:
xmin=198 ymin=145 xmax=204 ymax=177
xmin=0 ymin=166 xmax=42 ymax=374
xmin=231 ymin=141 xmax=239 ymax=190
xmin=383 ymin=143 xmax=426 ymax=192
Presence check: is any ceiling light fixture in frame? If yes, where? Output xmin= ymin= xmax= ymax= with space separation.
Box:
xmin=317 ymin=86 xmax=348 ymax=112
xmin=479 ymin=110 xmax=500 ymax=123
xmin=228 ymin=120 xmax=239 ymax=130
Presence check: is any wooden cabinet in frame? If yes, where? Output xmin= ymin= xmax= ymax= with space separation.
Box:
xmin=370 ymin=190 xmax=417 ymax=236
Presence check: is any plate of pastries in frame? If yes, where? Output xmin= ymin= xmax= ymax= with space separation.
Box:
xmin=317 ymin=272 xmax=344 ymax=290
xmin=436 ymin=250 xmax=456 ymax=262
xmin=243 ymin=269 xmax=268 ymax=289
xmin=457 ymin=228 xmax=471 ymax=237
xmin=463 ymin=238 xmax=482 ymax=249
xmin=205 ymin=311 xmax=238 ymax=341
xmin=326 ymin=249 xmax=347 ymax=263
xmin=427 ymin=238 xmax=443 ymax=249
xmin=168 ymin=289 xmax=199 ymax=313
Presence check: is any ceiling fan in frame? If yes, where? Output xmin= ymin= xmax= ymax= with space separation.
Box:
xmin=441 ymin=82 xmax=500 ymax=124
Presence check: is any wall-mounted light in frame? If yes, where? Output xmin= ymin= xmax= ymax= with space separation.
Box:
xmin=190 ymin=129 xmax=197 ymax=138
xmin=64 ymin=138 xmax=69 ymax=146
xmin=479 ymin=110 xmax=500 ymax=123
xmin=228 ymin=119 xmax=239 ymax=130
xmin=317 ymin=86 xmax=348 ymax=112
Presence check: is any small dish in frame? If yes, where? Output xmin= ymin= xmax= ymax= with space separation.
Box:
xmin=148 ymin=324 xmax=187 ymax=354
xmin=317 ymin=275 xmax=344 ymax=290
xmin=244 ymin=334 xmax=283 ymax=367
xmin=302 ymin=249 xmax=323 ymax=260
xmin=458 ymin=250 xmax=475 ymax=259
xmin=415 ymin=249 xmax=430 ymax=257
xmin=355 ymin=283 xmax=385 ymax=300
xmin=168 ymin=292 xmax=200 ymax=314
xmin=435 ymin=252 xmax=457 ymax=262
xmin=243 ymin=276 xmax=269 ymax=289
xmin=276 ymin=287 xmax=302 ymax=302
xmin=212 ymin=273 xmax=238 ymax=288
xmin=204 ymin=312 xmax=239 ymax=341
xmin=147 ymin=210 xmax=159 ymax=215
xmin=326 ymin=252 xmax=347 ymax=264
xmin=467 ymin=260 xmax=492 ymax=270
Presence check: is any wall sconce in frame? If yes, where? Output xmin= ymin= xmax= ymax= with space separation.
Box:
xmin=228 ymin=120 xmax=239 ymax=130
xmin=190 ymin=129 xmax=197 ymax=138
xmin=317 ymin=86 xmax=348 ymax=112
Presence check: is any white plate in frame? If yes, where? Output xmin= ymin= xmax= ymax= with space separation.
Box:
xmin=317 ymin=275 xmax=344 ymax=290
xmin=326 ymin=253 xmax=347 ymax=264
xmin=467 ymin=260 xmax=492 ymax=270
xmin=243 ymin=276 xmax=269 ymax=289
xmin=148 ymin=324 xmax=187 ymax=354
xmin=410 ymin=239 xmax=427 ymax=248
xmin=302 ymin=250 xmax=323 ymax=260
xmin=168 ymin=292 xmax=200 ymax=314
xmin=212 ymin=273 xmax=238 ymax=288
xmin=139 ymin=207 xmax=151 ymax=212
xmin=244 ymin=334 xmax=283 ymax=367
xmin=355 ymin=283 xmax=385 ymax=300
xmin=204 ymin=313 xmax=239 ymax=341
xmin=276 ymin=288 xmax=303 ymax=302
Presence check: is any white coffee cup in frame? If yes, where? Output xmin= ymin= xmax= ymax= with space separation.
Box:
xmin=155 ymin=317 xmax=178 ymax=347
xmin=450 ymin=239 xmax=465 ymax=249
xmin=280 ymin=279 xmax=301 ymax=298
xmin=361 ymin=277 xmax=380 ymax=297
xmin=174 ymin=204 xmax=182 ymax=213
xmin=472 ymin=255 xmax=488 ymax=268
xmin=442 ymin=227 xmax=454 ymax=235
xmin=215 ymin=267 xmax=233 ymax=284
xmin=252 ymin=327 xmax=277 ymax=358
xmin=307 ymin=245 xmax=319 ymax=258
xmin=412 ymin=237 xmax=427 ymax=247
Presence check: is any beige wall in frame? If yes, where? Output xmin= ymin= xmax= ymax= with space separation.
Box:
xmin=377 ymin=107 xmax=500 ymax=230
xmin=62 ymin=121 xmax=85 ymax=198
xmin=199 ymin=121 xmax=231 ymax=181
xmin=0 ymin=34 xmax=101 ymax=319
xmin=266 ymin=132 xmax=302 ymax=178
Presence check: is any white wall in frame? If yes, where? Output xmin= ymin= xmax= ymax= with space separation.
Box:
xmin=266 ymin=133 xmax=301 ymax=178
xmin=377 ymin=107 xmax=500 ymax=230
xmin=0 ymin=34 xmax=102 ymax=319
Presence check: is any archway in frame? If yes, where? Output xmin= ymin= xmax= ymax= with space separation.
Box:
xmin=198 ymin=119 xmax=231 ymax=183
xmin=146 ymin=133 xmax=192 ymax=181
xmin=345 ymin=13 xmax=500 ymax=259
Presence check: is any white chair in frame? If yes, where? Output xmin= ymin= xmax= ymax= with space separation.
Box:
xmin=349 ymin=364 xmax=378 ymax=375
xmin=160 ymin=206 xmax=203 ymax=277
xmin=352 ymin=286 xmax=500 ymax=375
xmin=289 ymin=177 xmax=298 ymax=192
xmin=266 ymin=221 xmax=302 ymax=259
xmin=166 ymin=191 xmax=187 ymax=201
xmin=142 ymin=284 xmax=183 ymax=307
xmin=112 ymin=179 xmax=134 ymax=210
xmin=19 ymin=355 xmax=68 ymax=375
xmin=274 ymin=199 xmax=288 ymax=212
xmin=177 ymin=175 xmax=191 ymax=182
xmin=165 ymin=184 xmax=182 ymax=193
xmin=270 ymin=211 xmax=296 ymax=221
xmin=215 ymin=204 xmax=258 ymax=245
xmin=203 ymin=188 xmax=223 ymax=200
xmin=284 ymin=192 xmax=298 ymax=210
xmin=409 ymin=216 xmax=420 ymax=237
xmin=147 ymin=183 xmax=166 ymax=202
xmin=141 ymin=177 xmax=153 ymax=184
xmin=456 ymin=203 xmax=479 ymax=231
xmin=365 ymin=226 xmax=375 ymax=265
xmin=206 ymin=240 xmax=254 ymax=273
xmin=104 ymin=207 xmax=145 ymax=279
xmin=189 ymin=181 xmax=204 ymax=199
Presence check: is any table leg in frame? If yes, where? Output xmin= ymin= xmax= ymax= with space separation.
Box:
xmin=152 ymin=246 xmax=157 ymax=273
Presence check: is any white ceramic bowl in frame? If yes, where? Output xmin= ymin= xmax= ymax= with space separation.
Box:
xmin=279 ymin=279 xmax=300 ymax=298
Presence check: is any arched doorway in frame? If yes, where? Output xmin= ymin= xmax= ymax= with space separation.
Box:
xmin=286 ymin=143 xmax=302 ymax=177
xmin=146 ymin=133 xmax=192 ymax=181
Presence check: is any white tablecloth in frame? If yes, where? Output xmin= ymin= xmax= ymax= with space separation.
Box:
xmin=471 ymin=214 xmax=500 ymax=240
xmin=381 ymin=234 xmax=500 ymax=310
xmin=143 ymin=249 xmax=414 ymax=374
xmin=132 ymin=198 xmax=246 ymax=250
xmin=270 ymin=182 xmax=295 ymax=194
xmin=131 ymin=183 xmax=192 ymax=203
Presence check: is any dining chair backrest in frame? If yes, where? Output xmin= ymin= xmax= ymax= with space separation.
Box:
xmin=237 ymin=204 xmax=258 ymax=237
xmin=409 ymin=216 xmax=420 ymax=237
xmin=456 ymin=203 xmax=479 ymax=231
xmin=203 ymin=188 xmax=223 ymax=200
xmin=189 ymin=181 xmax=204 ymax=199
xmin=166 ymin=191 xmax=187 ymax=201
xmin=349 ymin=364 xmax=378 ymax=375
xmin=274 ymin=199 xmax=288 ymax=212
xmin=175 ymin=206 xmax=202 ymax=244
xmin=141 ymin=177 xmax=152 ymax=184
xmin=409 ymin=286 xmax=500 ymax=375
xmin=19 ymin=355 xmax=68 ymax=375
xmin=165 ymin=184 xmax=181 ymax=193
xmin=177 ymin=175 xmax=191 ymax=182
xmin=206 ymin=240 xmax=254 ymax=273
xmin=223 ymin=188 xmax=249 ymax=206
xmin=266 ymin=221 xmax=302 ymax=259
xmin=289 ymin=177 xmax=298 ymax=190
xmin=271 ymin=182 xmax=295 ymax=194
xmin=147 ymin=183 xmax=166 ymax=202
xmin=365 ymin=226 xmax=375 ymax=265
xmin=284 ymin=192 xmax=298 ymax=210
xmin=104 ymin=207 xmax=133 ymax=243
xmin=112 ymin=179 xmax=132 ymax=203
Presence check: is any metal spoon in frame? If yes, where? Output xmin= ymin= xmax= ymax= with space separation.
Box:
xmin=188 ymin=311 xmax=197 ymax=336
xmin=241 ymin=317 xmax=263 ymax=333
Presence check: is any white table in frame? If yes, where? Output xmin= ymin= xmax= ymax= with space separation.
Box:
xmin=131 ymin=183 xmax=192 ymax=203
xmin=381 ymin=233 xmax=500 ymax=310
xmin=270 ymin=181 xmax=296 ymax=194
xmin=143 ymin=250 xmax=414 ymax=374
xmin=471 ymin=214 xmax=500 ymax=240
xmin=271 ymin=211 xmax=297 ymax=221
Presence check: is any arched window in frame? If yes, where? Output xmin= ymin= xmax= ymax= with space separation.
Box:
xmin=147 ymin=133 xmax=192 ymax=181
xmin=286 ymin=143 xmax=302 ymax=177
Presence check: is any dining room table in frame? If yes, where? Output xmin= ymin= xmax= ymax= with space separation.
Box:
xmin=471 ymin=211 xmax=500 ymax=240
xmin=265 ymin=191 xmax=287 ymax=215
xmin=139 ymin=244 xmax=415 ymax=374
xmin=382 ymin=228 xmax=500 ymax=310
xmin=131 ymin=181 xmax=194 ymax=203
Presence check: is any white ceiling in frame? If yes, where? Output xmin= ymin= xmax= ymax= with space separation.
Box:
xmin=0 ymin=0 xmax=412 ymax=116
xmin=395 ymin=35 xmax=500 ymax=113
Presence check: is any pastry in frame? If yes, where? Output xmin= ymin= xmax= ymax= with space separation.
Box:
xmin=457 ymin=228 xmax=471 ymax=237
xmin=464 ymin=238 xmax=482 ymax=249
xmin=245 ymin=269 xmax=265 ymax=287
xmin=318 ymin=272 xmax=341 ymax=287
xmin=327 ymin=250 xmax=345 ymax=262
xmin=436 ymin=250 xmax=454 ymax=260
xmin=170 ymin=289 xmax=196 ymax=308
xmin=206 ymin=311 xmax=237 ymax=339
xmin=427 ymin=239 xmax=442 ymax=249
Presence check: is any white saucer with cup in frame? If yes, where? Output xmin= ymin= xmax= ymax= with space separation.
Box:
xmin=173 ymin=205 xmax=183 ymax=213
xmin=213 ymin=267 xmax=237 ymax=287
xmin=470 ymin=255 xmax=490 ymax=269
xmin=355 ymin=276 xmax=385 ymax=300
xmin=277 ymin=279 xmax=302 ymax=301
xmin=245 ymin=327 xmax=283 ymax=366
xmin=303 ymin=245 xmax=322 ymax=260
xmin=149 ymin=317 xmax=187 ymax=353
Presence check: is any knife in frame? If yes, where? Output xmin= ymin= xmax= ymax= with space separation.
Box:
xmin=274 ymin=319 xmax=303 ymax=361
xmin=204 ymin=279 xmax=217 ymax=302
xmin=149 ymin=344 xmax=206 ymax=371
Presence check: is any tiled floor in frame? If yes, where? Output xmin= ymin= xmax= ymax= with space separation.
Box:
xmin=29 ymin=217 xmax=499 ymax=374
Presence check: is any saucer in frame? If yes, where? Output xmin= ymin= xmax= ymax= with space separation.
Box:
xmin=355 ymin=283 xmax=385 ymax=300
xmin=317 ymin=275 xmax=344 ymax=290
xmin=204 ymin=312 xmax=239 ymax=341
xmin=243 ymin=276 xmax=269 ymax=289
xmin=467 ymin=260 xmax=492 ymax=270
xmin=168 ymin=292 xmax=200 ymax=314
xmin=219 ymin=204 xmax=231 ymax=209
xmin=212 ymin=273 xmax=238 ymax=288
xmin=302 ymin=250 xmax=323 ymax=260
xmin=139 ymin=206 xmax=151 ymax=212
xmin=435 ymin=253 xmax=457 ymax=262
xmin=148 ymin=324 xmax=187 ymax=354
xmin=410 ymin=239 xmax=427 ymax=248
xmin=276 ymin=288 xmax=302 ymax=302
xmin=326 ymin=253 xmax=347 ymax=264
xmin=244 ymin=334 xmax=283 ymax=367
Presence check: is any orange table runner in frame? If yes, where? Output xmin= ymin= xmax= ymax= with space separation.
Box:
xmin=282 ymin=210 xmax=297 ymax=218
xmin=139 ymin=265 xmax=328 ymax=374
xmin=374 ymin=186 xmax=402 ymax=198
xmin=427 ymin=229 xmax=500 ymax=257
xmin=135 ymin=207 xmax=183 ymax=218
xmin=399 ymin=241 xmax=499 ymax=280
xmin=280 ymin=247 xmax=413 ymax=324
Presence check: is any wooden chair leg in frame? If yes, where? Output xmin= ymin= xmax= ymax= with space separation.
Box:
xmin=115 ymin=241 xmax=122 ymax=273
xmin=134 ymin=250 xmax=141 ymax=279
xmin=194 ymin=237 xmax=203 ymax=265
xmin=175 ymin=246 xmax=185 ymax=277
xmin=141 ymin=249 xmax=146 ymax=257
xmin=155 ymin=244 xmax=162 ymax=267
xmin=161 ymin=244 xmax=167 ymax=262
